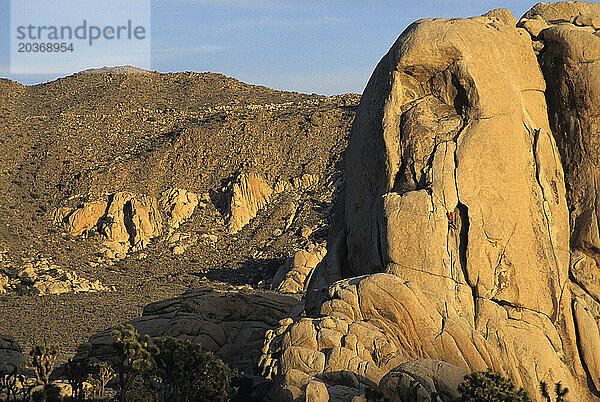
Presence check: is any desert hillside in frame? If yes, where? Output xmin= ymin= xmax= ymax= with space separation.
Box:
xmin=0 ymin=69 xmax=358 ymax=363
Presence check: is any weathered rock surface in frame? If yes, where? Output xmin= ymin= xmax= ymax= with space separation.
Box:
xmin=379 ymin=359 xmax=467 ymax=401
xmin=272 ymin=243 xmax=326 ymax=294
xmin=77 ymin=286 xmax=299 ymax=373
xmin=100 ymin=192 xmax=162 ymax=251
xmin=0 ymin=334 xmax=23 ymax=372
xmin=226 ymin=172 xmax=273 ymax=234
xmin=59 ymin=188 xmax=201 ymax=256
xmin=2 ymin=258 xmax=110 ymax=296
xmin=65 ymin=200 xmax=107 ymax=236
xmin=521 ymin=1 xmax=600 ymax=397
xmin=266 ymin=5 xmax=600 ymax=400
xmin=159 ymin=188 xmax=200 ymax=233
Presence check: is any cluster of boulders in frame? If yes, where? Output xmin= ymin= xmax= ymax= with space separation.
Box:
xmin=225 ymin=171 xmax=322 ymax=234
xmin=57 ymin=173 xmax=325 ymax=258
xmin=0 ymin=257 xmax=111 ymax=296
xmin=55 ymin=188 xmax=207 ymax=258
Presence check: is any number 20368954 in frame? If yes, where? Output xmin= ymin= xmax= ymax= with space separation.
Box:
xmin=18 ymin=43 xmax=74 ymax=52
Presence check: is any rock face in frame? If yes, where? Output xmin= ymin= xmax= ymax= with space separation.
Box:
xmin=0 ymin=335 xmax=23 ymax=372
xmin=379 ymin=360 xmax=467 ymax=401
xmin=59 ymin=188 xmax=200 ymax=255
xmin=77 ymin=286 xmax=299 ymax=373
xmin=272 ymin=243 xmax=326 ymax=294
xmin=159 ymin=188 xmax=200 ymax=233
xmin=100 ymin=192 xmax=162 ymax=251
xmin=521 ymin=1 xmax=600 ymax=396
xmin=66 ymin=200 xmax=107 ymax=236
xmin=264 ymin=4 xmax=600 ymax=401
xmin=226 ymin=172 xmax=273 ymax=234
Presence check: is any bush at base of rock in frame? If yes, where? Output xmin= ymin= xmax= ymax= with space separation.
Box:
xmin=111 ymin=324 xmax=239 ymax=402
xmin=457 ymin=369 xmax=530 ymax=402
xmin=153 ymin=336 xmax=238 ymax=402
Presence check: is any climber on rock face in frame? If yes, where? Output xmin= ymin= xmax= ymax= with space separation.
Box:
xmin=425 ymin=181 xmax=433 ymax=194
xmin=447 ymin=211 xmax=457 ymax=230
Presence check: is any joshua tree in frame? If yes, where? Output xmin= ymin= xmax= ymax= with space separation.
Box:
xmin=64 ymin=357 xmax=89 ymax=400
xmin=0 ymin=365 xmax=21 ymax=401
xmin=540 ymin=381 xmax=569 ymax=402
xmin=112 ymin=324 xmax=156 ymax=400
xmin=88 ymin=361 xmax=116 ymax=399
xmin=29 ymin=343 xmax=58 ymax=385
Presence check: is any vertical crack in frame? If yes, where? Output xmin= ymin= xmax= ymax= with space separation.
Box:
xmin=452 ymin=132 xmax=477 ymax=325
xmin=532 ymin=127 xmax=561 ymax=322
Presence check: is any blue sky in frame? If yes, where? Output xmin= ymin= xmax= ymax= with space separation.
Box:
xmin=1 ymin=0 xmax=540 ymax=95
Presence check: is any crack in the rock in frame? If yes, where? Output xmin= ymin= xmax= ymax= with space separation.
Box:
xmin=489 ymin=223 xmax=516 ymax=300
xmin=487 ymin=296 xmax=553 ymax=322
xmin=388 ymin=261 xmax=466 ymax=286
xmin=531 ymin=125 xmax=561 ymax=322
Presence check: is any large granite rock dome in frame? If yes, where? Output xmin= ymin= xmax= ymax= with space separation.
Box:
xmin=261 ymin=3 xmax=600 ymax=400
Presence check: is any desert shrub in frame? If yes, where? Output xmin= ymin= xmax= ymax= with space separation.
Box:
xmin=121 ymin=375 xmax=156 ymax=402
xmin=152 ymin=336 xmax=238 ymax=402
xmin=540 ymin=381 xmax=568 ymax=402
xmin=457 ymin=368 xmax=531 ymax=401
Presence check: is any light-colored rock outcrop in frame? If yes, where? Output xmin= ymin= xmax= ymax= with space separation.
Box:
xmin=521 ymin=2 xmax=600 ymax=397
xmin=58 ymin=188 xmax=201 ymax=256
xmin=77 ymin=286 xmax=299 ymax=373
xmin=100 ymin=192 xmax=162 ymax=251
xmin=159 ymin=188 xmax=199 ymax=232
xmin=266 ymin=6 xmax=600 ymax=400
xmin=3 ymin=258 xmax=111 ymax=295
xmin=272 ymin=243 xmax=326 ymax=294
xmin=226 ymin=172 xmax=273 ymax=233
xmin=66 ymin=200 xmax=107 ymax=236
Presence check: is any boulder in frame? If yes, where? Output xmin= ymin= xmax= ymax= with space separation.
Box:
xmin=0 ymin=334 xmax=23 ymax=373
xmin=272 ymin=243 xmax=326 ymax=294
xmin=77 ymin=286 xmax=299 ymax=373
xmin=379 ymin=360 xmax=467 ymax=401
xmin=226 ymin=172 xmax=273 ymax=234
